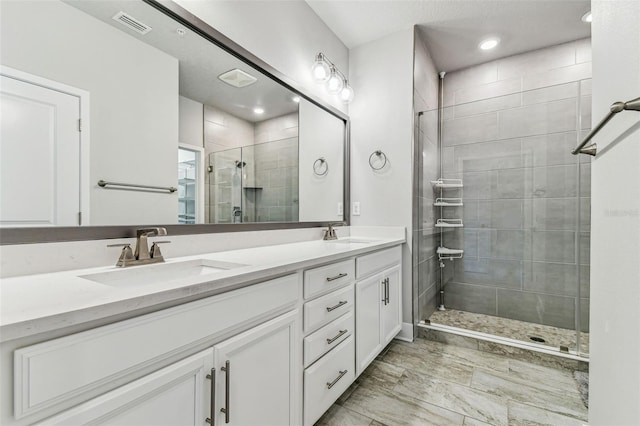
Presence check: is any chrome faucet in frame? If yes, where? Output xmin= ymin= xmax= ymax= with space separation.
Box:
xmin=108 ymin=227 xmax=170 ymax=267
xmin=323 ymin=223 xmax=342 ymax=241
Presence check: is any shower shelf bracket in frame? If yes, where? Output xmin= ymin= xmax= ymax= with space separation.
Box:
xmin=431 ymin=178 xmax=463 ymax=189
xmin=434 ymin=198 xmax=463 ymax=207
xmin=435 ymin=219 xmax=463 ymax=228
xmin=437 ymin=246 xmax=464 ymax=260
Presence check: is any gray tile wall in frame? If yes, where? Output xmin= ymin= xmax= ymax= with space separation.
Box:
xmin=439 ymin=39 xmax=592 ymax=334
xmin=414 ymin=32 xmax=441 ymax=324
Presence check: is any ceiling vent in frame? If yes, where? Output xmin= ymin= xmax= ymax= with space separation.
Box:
xmin=112 ymin=11 xmax=152 ymax=35
xmin=218 ymin=69 xmax=258 ymax=88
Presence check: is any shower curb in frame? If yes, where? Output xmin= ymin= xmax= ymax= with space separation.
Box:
xmin=418 ymin=322 xmax=589 ymax=372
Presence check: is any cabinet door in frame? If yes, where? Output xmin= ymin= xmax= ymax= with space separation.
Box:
xmin=381 ymin=265 xmax=402 ymax=345
xmin=355 ymin=273 xmax=383 ymax=376
xmin=37 ymin=349 xmax=213 ymax=425
xmin=213 ymin=310 xmax=300 ymax=426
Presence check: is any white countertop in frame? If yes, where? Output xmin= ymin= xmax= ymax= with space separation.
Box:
xmin=0 ymin=234 xmax=404 ymax=342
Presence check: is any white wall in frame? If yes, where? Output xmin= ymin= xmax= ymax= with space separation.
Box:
xmin=173 ymin=0 xmax=349 ymax=114
xmin=589 ymin=1 xmax=640 ymax=424
xmin=298 ymin=100 xmax=344 ymax=221
xmin=349 ymin=29 xmax=415 ymax=324
xmin=0 ymin=0 xmax=179 ymax=225
xmin=179 ymin=96 xmax=203 ymax=148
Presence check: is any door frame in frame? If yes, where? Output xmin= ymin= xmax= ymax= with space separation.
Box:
xmin=1 ymin=65 xmax=91 ymax=225
xmin=178 ymin=143 xmax=205 ymax=224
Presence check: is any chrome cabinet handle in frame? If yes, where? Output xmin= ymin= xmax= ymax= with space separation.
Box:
xmin=385 ymin=278 xmax=390 ymax=304
xmin=327 ymin=370 xmax=348 ymax=389
xmin=326 ymin=300 xmax=348 ymax=312
xmin=205 ymin=368 xmax=215 ymax=424
xmin=326 ymin=329 xmax=348 ymax=344
xmin=326 ymin=272 xmax=347 ymax=282
xmin=220 ymin=360 xmax=230 ymax=423
xmin=381 ymin=279 xmax=387 ymax=305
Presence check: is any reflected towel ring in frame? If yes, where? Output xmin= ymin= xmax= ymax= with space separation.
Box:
xmin=313 ymin=157 xmax=329 ymax=176
xmin=369 ymin=150 xmax=387 ymax=170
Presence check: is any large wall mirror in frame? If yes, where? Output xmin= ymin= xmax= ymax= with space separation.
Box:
xmin=0 ymin=0 xmax=348 ymax=242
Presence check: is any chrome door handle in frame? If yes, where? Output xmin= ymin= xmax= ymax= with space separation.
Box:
xmin=220 ymin=360 xmax=230 ymax=423
xmin=326 ymin=272 xmax=347 ymax=282
xmin=381 ymin=279 xmax=387 ymax=305
xmin=205 ymin=368 xmax=215 ymax=424
xmin=326 ymin=300 xmax=348 ymax=312
xmin=326 ymin=370 xmax=348 ymax=389
xmin=385 ymin=277 xmax=390 ymax=304
xmin=326 ymin=329 xmax=348 ymax=344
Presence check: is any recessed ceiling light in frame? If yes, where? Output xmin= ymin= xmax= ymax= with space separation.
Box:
xmin=581 ymin=11 xmax=592 ymax=23
xmin=253 ymin=107 xmax=264 ymax=114
xmin=292 ymin=96 xmax=301 ymax=103
xmin=479 ymin=38 xmax=500 ymax=51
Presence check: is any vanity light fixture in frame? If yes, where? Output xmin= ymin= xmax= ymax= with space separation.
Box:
xmin=479 ymin=37 xmax=500 ymax=51
xmin=581 ymin=11 xmax=592 ymax=23
xmin=253 ymin=107 xmax=264 ymax=114
xmin=312 ymin=52 xmax=355 ymax=103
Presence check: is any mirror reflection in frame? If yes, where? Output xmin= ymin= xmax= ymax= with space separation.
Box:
xmin=0 ymin=0 xmax=345 ymax=227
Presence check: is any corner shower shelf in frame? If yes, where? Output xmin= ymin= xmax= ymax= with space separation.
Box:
xmin=434 ymin=197 xmax=463 ymax=207
xmin=437 ymin=246 xmax=464 ymax=260
xmin=435 ymin=219 xmax=463 ymax=228
xmin=431 ymin=178 xmax=463 ymax=189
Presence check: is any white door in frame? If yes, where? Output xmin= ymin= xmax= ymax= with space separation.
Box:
xmin=381 ymin=265 xmax=402 ymax=344
xmin=38 ymin=349 xmax=213 ymax=425
xmin=0 ymin=74 xmax=81 ymax=226
xmin=355 ymin=273 xmax=383 ymax=376
xmin=213 ymin=310 xmax=300 ymax=426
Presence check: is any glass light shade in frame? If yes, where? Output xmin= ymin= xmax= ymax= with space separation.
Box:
xmin=326 ymin=68 xmax=344 ymax=94
xmin=340 ymin=82 xmax=354 ymax=103
xmin=311 ymin=57 xmax=330 ymax=82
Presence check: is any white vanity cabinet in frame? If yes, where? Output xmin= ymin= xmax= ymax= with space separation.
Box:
xmin=10 ymin=274 xmax=300 ymax=425
xmin=355 ymin=247 xmax=402 ymax=376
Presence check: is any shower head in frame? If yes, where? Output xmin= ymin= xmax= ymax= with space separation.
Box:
xmin=623 ymin=96 xmax=640 ymax=111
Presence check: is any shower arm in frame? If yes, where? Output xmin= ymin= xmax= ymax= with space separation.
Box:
xmin=572 ymin=96 xmax=640 ymax=157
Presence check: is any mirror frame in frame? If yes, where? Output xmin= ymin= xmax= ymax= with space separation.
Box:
xmin=0 ymin=0 xmax=350 ymax=245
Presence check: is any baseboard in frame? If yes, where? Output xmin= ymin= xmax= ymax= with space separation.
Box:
xmin=394 ymin=322 xmax=414 ymax=342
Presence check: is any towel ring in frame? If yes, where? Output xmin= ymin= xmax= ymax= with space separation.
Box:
xmin=313 ymin=158 xmax=329 ymax=176
xmin=369 ymin=150 xmax=387 ymax=170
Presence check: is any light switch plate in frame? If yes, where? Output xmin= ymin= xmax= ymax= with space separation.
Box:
xmin=352 ymin=201 xmax=361 ymax=216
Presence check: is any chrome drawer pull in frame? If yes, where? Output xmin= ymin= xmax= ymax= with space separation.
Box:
xmin=327 ymin=370 xmax=348 ymax=389
xmin=326 ymin=300 xmax=348 ymax=312
xmin=326 ymin=272 xmax=348 ymax=282
xmin=220 ymin=360 xmax=230 ymax=423
xmin=205 ymin=368 xmax=215 ymax=424
xmin=326 ymin=329 xmax=348 ymax=344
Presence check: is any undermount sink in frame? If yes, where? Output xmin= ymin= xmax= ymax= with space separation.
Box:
xmin=81 ymin=259 xmax=248 ymax=288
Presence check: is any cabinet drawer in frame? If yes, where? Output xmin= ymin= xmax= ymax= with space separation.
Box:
xmin=303 ymin=336 xmax=355 ymax=426
xmin=303 ymin=311 xmax=353 ymax=367
xmin=303 ymin=284 xmax=354 ymax=333
xmin=356 ymin=246 xmax=402 ymax=278
xmin=14 ymin=274 xmax=298 ymax=420
xmin=304 ymin=259 xmax=355 ymax=299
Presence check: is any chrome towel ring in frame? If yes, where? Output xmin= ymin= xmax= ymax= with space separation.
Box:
xmin=369 ymin=150 xmax=387 ymax=170
xmin=313 ymin=158 xmax=329 ymax=176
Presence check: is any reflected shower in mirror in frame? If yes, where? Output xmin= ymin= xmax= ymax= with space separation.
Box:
xmin=0 ymin=0 xmax=346 ymax=229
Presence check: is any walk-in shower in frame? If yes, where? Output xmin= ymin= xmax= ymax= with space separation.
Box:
xmin=414 ymin=42 xmax=592 ymax=358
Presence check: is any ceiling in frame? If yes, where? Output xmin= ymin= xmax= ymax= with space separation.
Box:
xmin=306 ymin=0 xmax=591 ymax=72
xmin=65 ymin=0 xmax=299 ymax=122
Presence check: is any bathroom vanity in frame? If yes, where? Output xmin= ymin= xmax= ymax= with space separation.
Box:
xmin=0 ymin=233 xmax=404 ymax=425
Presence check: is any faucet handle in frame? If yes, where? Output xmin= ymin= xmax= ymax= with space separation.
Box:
xmin=150 ymin=241 xmax=171 ymax=259
xmin=107 ymin=243 xmax=135 ymax=267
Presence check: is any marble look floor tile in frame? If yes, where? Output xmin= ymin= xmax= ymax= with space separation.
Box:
xmin=343 ymin=381 xmax=465 ymax=426
xmin=369 ymin=421 xmax=386 ymax=426
xmin=412 ymin=338 xmax=511 ymax=373
xmin=420 ymin=328 xmax=481 ymax=350
xmin=463 ymin=417 xmax=493 ymax=426
xmin=315 ymin=404 xmax=374 ymax=426
xmin=477 ymin=340 xmax=587 ymax=372
xmin=470 ymin=369 xmax=587 ymax=421
xmin=357 ymin=360 xmax=405 ymax=390
xmin=382 ymin=344 xmax=474 ymax=385
xmin=507 ymin=359 xmax=579 ymax=390
xmin=395 ymin=369 xmax=509 ymax=426
xmin=508 ymin=400 xmax=586 ymax=426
